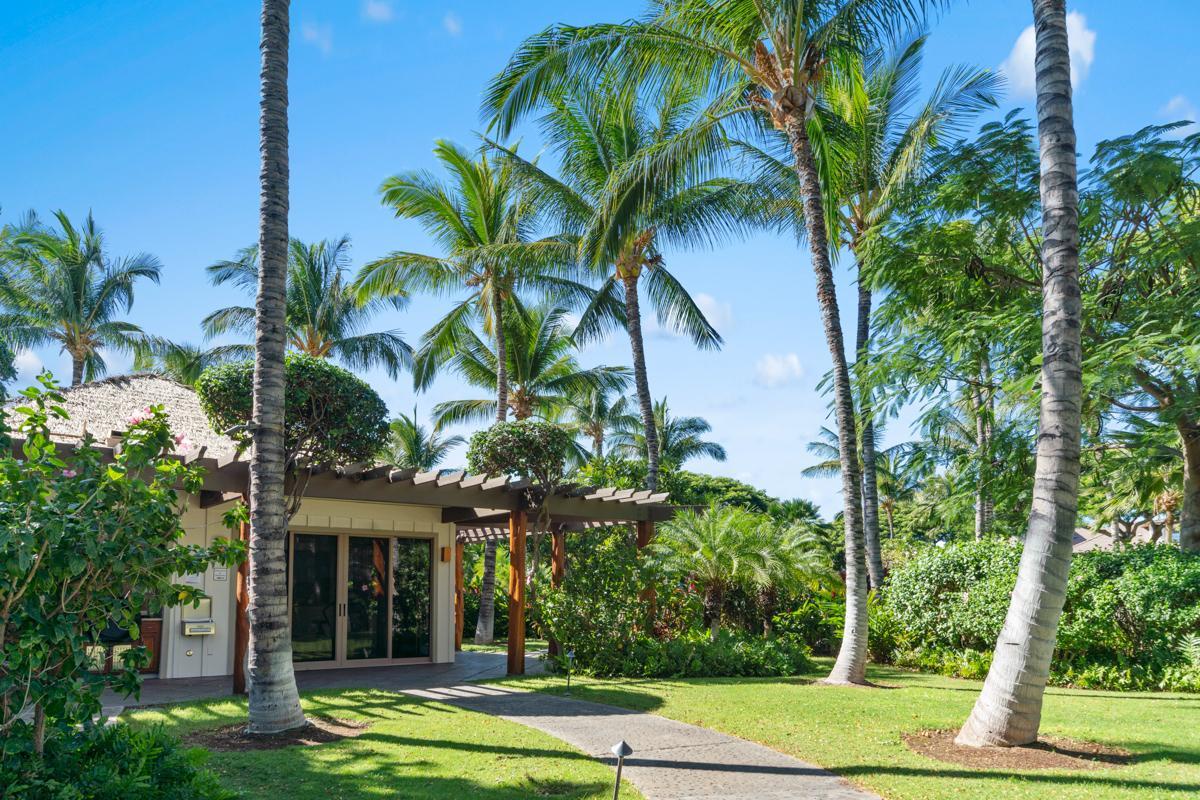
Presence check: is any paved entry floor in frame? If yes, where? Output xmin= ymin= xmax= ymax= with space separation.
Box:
xmin=103 ymin=650 xmax=543 ymax=710
xmin=404 ymin=683 xmax=879 ymax=800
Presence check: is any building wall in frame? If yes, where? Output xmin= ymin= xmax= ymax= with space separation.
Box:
xmin=158 ymin=494 xmax=457 ymax=680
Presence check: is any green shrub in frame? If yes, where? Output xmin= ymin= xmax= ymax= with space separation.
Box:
xmin=557 ymin=629 xmax=812 ymax=679
xmin=882 ymin=540 xmax=1200 ymax=691
xmin=0 ymin=723 xmax=233 ymax=800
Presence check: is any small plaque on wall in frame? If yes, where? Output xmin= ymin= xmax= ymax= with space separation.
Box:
xmin=212 ymin=567 xmax=229 ymax=582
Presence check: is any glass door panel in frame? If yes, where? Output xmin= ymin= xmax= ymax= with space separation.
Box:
xmin=290 ymin=533 xmax=338 ymax=663
xmin=346 ymin=537 xmax=390 ymax=660
xmin=391 ymin=539 xmax=432 ymax=658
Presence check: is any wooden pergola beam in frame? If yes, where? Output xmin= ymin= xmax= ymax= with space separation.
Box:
xmin=507 ymin=510 xmax=527 ymax=676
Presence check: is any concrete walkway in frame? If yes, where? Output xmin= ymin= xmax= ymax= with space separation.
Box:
xmin=404 ymin=683 xmax=878 ymax=800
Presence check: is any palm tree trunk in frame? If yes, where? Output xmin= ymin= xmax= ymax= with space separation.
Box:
xmin=1179 ymin=417 xmax=1200 ymax=551
xmin=623 ymin=274 xmax=660 ymax=492
xmin=704 ymin=586 xmax=723 ymax=641
xmin=786 ymin=116 xmax=867 ymax=685
xmin=473 ymin=282 xmax=508 ymax=645
xmin=474 ymin=539 xmax=498 ymax=644
xmin=492 ymin=281 xmax=509 ymax=424
xmin=957 ymin=0 xmax=1083 ymax=747
xmin=973 ymin=354 xmax=994 ymax=540
xmin=856 ymin=282 xmax=885 ymax=588
xmin=246 ymin=0 xmax=305 ymax=735
xmin=71 ymin=355 xmax=84 ymax=386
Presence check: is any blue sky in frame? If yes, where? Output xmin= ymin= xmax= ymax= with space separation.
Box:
xmin=2 ymin=1 xmax=1197 ymax=513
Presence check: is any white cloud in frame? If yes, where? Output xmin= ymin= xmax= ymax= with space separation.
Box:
xmin=301 ymin=21 xmax=333 ymax=55
xmin=442 ymin=11 xmax=462 ymax=37
xmin=754 ymin=353 xmax=804 ymax=388
xmin=695 ymin=293 xmax=733 ymax=334
xmin=1001 ymin=10 xmax=1095 ymax=98
xmin=362 ymin=0 xmax=394 ymax=22
xmin=14 ymin=350 xmax=42 ymax=381
xmin=1160 ymin=95 xmax=1199 ymax=136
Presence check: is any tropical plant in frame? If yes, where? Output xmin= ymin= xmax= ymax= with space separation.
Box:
xmin=429 ymin=303 xmax=630 ymax=427
xmin=484 ymin=0 xmax=933 ymax=686
xmin=744 ymin=520 xmax=834 ymax=635
xmin=0 ymin=211 xmax=161 ymax=385
xmin=382 ymin=408 xmax=465 ymax=472
xmin=653 ymin=503 xmax=759 ymax=640
xmin=245 ymin=0 xmax=305 ymax=734
xmin=132 ymin=342 xmax=231 ymax=387
xmin=483 ymin=80 xmax=733 ymax=491
xmin=204 ymin=236 xmax=412 ymax=378
xmin=612 ymin=397 xmax=726 ymax=470
xmin=354 ymin=141 xmax=587 ymax=646
xmin=958 ymin=0 xmax=1085 ymax=748
xmin=561 ymin=386 xmax=639 ymax=461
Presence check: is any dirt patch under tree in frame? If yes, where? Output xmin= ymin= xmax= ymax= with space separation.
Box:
xmin=903 ymin=729 xmax=1133 ymax=771
xmin=184 ymin=717 xmax=370 ymax=752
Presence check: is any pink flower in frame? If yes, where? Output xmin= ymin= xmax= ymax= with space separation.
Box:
xmin=127 ymin=406 xmax=154 ymax=426
xmin=62 ymin=469 xmax=77 ymax=479
xmin=173 ymin=433 xmax=194 ymax=454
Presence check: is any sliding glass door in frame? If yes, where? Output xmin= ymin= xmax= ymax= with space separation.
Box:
xmin=288 ymin=532 xmax=433 ymax=667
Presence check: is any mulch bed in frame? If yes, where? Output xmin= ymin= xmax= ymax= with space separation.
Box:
xmin=903 ymin=729 xmax=1132 ymax=771
xmin=184 ymin=717 xmax=370 ymax=752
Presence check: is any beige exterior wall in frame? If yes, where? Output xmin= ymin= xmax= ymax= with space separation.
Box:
xmin=158 ymin=494 xmax=457 ymax=680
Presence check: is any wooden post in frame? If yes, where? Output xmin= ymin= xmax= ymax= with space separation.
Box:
xmin=548 ymin=527 xmax=566 ymax=658
xmin=506 ymin=510 xmax=527 ymax=676
xmin=636 ymin=520 xmax=657 ymax=633
xmin=454 ymin=542 xmax=465 ymax=652
xmin=232 ymin=494 xmax=251 ymax=695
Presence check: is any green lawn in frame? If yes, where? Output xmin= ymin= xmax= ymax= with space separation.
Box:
xmin=127 ymin=690 xmax=641 ymax=800
xmin=461 ymin=637 xmax=550 ymax=654
xmin=500 ymin=659 xmax=1200 ymax=800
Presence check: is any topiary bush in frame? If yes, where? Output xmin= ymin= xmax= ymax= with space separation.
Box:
xmin=0 ymin=723 xmax=233 ymax=800
xmin=196 ymin=353 xmax=389 ymax=469
xmin=881 ymin=539 xmax=1200 ymax=691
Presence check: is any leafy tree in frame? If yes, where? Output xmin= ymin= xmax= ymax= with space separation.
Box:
xmin=382 ymin=408 xmax=465 ymax=472
xmin=133 ymin=342 xmax=231 ymax=387
xmin=204 ymin=236 xmax=412 ymax=378
xmin=666 ymin=470 xmax=772 ymax=513
xmin=430 ymin=303 xmax=629 ymax=427
xmin=612 ymin=397 xmax=726 ymax=470
xmin=0 ymin=211 xmax=161 ymax=385
xmin=196 ymin=354 xmax=390 ymax=516
xmin=484 ymin=81 xmax=732 ymax=491
xmin=0 ymin=378 xmax=243 ymax=754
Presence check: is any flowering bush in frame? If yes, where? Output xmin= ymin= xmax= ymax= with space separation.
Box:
xmin=0 ymin=376 xmax=245 ymax=756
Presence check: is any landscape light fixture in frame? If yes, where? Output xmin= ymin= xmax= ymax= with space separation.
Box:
xmin=611 ymin=740 xmax=633 ymax=800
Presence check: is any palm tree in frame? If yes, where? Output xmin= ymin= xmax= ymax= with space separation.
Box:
xmin=652 ymin=503 xmax=757 ymax=640
xmin=612 ymin=397 xmax=726 ymax=470
xmin=745 ymin=519 xmax=834 ymax=636
xmin=429 ymin=303 xmax=630 ymax=427
xmin=484 ymin=0 xmax=930 ymax=686
xmin=0 ymin=211 xmax=161 ymax=385
xmin=245 ymin=0 xmax=306 ymax=735
xmin=382 ymin=408 xmax=465 ymax=471
xmin=205 ymin=236 xmax=412 ymax=378
xmin=354 ymin=143 xmax=587 ymax=646
xmin=483 ymin=82 xmax=733 ymax=492
xmin=957 ymin=0 xmax=1084 ymax=748
xmin=561 ymin=386 xmax=639 ymax=459
xmin=133 ymin=341 xmax=232 ymax=387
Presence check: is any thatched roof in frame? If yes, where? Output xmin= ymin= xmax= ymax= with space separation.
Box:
xmin=3 ymin=374 xmax=240 ymax=463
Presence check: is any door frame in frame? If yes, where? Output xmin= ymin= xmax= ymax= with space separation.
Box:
xmin=287 ymin=529 xmax=435 ymax=670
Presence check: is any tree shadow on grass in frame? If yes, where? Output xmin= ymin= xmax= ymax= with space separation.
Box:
xmin=837 ymin=764 xmax=1200 ymax=795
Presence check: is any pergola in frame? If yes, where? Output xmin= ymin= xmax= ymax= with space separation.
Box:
xmin=186 ymin=456 xmax=677 ymax=677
